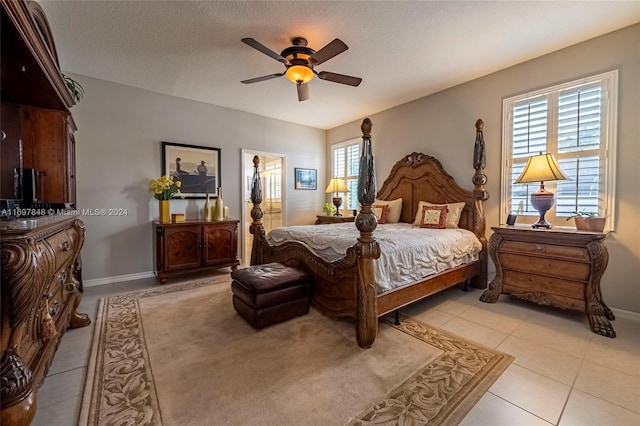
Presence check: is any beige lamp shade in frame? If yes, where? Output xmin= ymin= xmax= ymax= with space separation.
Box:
xmin=325 ymin=178 xmax=348 ymax=194
xmin=514 ymin=153 xmax=569 ymax=184
xmin=514 ymin=152 xmax=569 ymax=229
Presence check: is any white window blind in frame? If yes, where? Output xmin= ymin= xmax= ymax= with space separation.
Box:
xmin=501 ymin=71 xmax=617 ymax=230
xmin=331 ymin=138 xmax=361 ymax=211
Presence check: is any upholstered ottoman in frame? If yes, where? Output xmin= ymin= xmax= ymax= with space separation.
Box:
xmin=231 ymin=262 xmax=311 ymax=329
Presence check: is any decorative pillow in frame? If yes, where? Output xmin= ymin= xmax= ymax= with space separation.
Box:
xmin=372 ymin=204 xmax=389 ymax=224
xmin=417 ymin=205 xmax=448 ymax=229
xmin=413 ymin=201 xmax=466 ymax=229
xmin=373 ymin=198 xmax=402 ymax=223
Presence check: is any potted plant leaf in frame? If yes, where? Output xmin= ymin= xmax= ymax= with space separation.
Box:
xmin=567 ymin=211 xmax=606 ymax=232
xmin=63 ymin=74 xmax=85 ymax=102
xmin=322 ymin=202 xmax=336 ymax=215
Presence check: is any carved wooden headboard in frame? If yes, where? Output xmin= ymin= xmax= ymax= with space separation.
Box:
xmin=376 ymin=152 xmax=476 ymax=232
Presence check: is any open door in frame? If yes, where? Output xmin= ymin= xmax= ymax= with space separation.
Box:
xmin=241 ymin=150 xmax=286 ymax=265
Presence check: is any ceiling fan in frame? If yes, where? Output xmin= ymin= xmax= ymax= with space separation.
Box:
xmin=241 ymin=37 xmax=362 ymax=101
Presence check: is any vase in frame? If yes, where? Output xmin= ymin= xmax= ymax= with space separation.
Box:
xmin=204 ymin=193 xmax=212 ymax=221
xmin=214 ymin=187 xmax=224 ymax=221
xmin=158 ymin=200 xmax=171 ymax=223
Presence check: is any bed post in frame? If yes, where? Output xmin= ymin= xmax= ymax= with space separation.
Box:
xmin=355 ymin=118 xmax=381 ymax=348
xmin=249 ymin=155 xmax=265 ymax=266
xmin=471 ymin=119 xmax=489 ymax=289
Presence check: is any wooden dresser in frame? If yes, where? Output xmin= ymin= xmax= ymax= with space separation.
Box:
xmin=1 ymin=216 xmax=90 ymax=425
xmin=480 ymin=225 xmax=614 ymax=337
xmin=154 ymin=219 xmax=240 ymax=284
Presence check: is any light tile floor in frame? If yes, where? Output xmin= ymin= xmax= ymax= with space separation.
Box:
xmin=33 ymin=272 xmax=640 ymax=425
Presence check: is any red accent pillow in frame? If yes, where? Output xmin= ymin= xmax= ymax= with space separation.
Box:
xmin=418 ymin=205 xmax=448 ymax=229
xmin=372 ymin=204 xmax=389 ymax=224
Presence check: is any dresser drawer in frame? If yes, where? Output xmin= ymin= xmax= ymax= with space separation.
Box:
xmin=500 ymin=252 xmax=590 ymax=281
xmin=503 ymin=270 xmax=585 ymax=300
xmin=500 ymin=241 xmax=589 ymax=262
xmin=44 ymin=229 xmax=76 ymax=271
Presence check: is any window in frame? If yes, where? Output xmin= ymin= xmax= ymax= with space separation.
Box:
xmin=501 ymin=70 xmax=617 ymax=230
xmin=330 ymin=138 xmax=361 ymax=211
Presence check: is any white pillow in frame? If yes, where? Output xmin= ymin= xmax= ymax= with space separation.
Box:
xmin=413 ymin=201 xmax=466 ymax=229
xmin=373 ymin=198 xmax=403 ymax=223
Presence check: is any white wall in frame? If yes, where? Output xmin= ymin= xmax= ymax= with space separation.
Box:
xmin=71 ymin=76 xmax=325 ymax=281
xmin=328 ymin=24 xmax=640 ymax=313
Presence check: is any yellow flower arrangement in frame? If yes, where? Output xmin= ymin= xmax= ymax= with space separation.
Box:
xmin=148 ymin=175 xmax=182 ymax=200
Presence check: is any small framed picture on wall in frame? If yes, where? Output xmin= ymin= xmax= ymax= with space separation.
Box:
xmin=294 ymin=168 xmax=317 ymax=190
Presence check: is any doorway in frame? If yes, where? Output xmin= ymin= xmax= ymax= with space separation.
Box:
xmin=241 ymin=150 xmax=286 ymax=265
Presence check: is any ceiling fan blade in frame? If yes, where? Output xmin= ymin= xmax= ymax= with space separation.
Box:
xmin=241 ymin=38 xmax=288 ymax=64
xmin=317 ymin=71 xmax=362 ymax=87
xmin=297 ymin=83 xmax=310 ymax=102
xmin=241 ymin=73 xmax=284 ymax=84
xmin=309 ymin=39 xmax=348 ymax=65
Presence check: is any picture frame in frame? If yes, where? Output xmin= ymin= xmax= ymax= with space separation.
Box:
xmin=506 ymin=214 xmax=517 ymax=226
xmin=294 ymin=168 xmax=317 ymax=190
xmin=161 ymin=142 xmax=221 ymax=198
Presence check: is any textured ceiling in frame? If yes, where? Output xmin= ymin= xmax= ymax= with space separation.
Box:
xmin=40 ymin=1 xmax=640 ymax=130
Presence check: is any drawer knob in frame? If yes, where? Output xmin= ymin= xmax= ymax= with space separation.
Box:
xmin=535 ymin=245 xmax=544 ymax=251
xmin=60 ymin=240 xmax=70 ymax=252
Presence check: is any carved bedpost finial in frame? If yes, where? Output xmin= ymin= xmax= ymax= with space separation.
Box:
xmin=473 ymin=119 xmax=486 ymax=171
xmin=472 ymin=118 xmax=488 ymax=200
xmin=249 ymin=155 xmax=265 ymax=265
xmin=361 ymin=118 xmax=372 ymax=138
xmin=250 ymin=156 xmax=263 ymax=205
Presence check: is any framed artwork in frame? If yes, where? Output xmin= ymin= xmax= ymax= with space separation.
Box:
xmin=294 ymin=168 xmax=317 ymax=190
xmin=161 ymin=142 xmax=221 ymax=198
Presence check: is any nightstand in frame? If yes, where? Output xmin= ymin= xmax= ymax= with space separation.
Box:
xmin=315 ymin=215 xmax=356 ymax=225
xmin=480 ymin=225 xmax=615 ymax=337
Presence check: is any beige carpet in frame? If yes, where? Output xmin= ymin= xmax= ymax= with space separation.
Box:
xmin=80 ymin=275 xmax=513 ymax=426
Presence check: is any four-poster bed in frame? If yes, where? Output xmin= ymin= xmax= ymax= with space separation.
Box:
xmin=249 ymin=118 xmax=489 ymax=347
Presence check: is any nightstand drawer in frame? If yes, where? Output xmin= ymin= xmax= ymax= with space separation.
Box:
xmin=503 ymin=270 xmax=585 ymax=299
xmin=501 ymin=241 xmax=589 ymax=262
xmin=500 ymin=253 xmax=590 ymax=281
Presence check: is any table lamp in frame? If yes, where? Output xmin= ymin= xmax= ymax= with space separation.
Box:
xmin=325 ymin=178 xmax=348 ymax=216
xmin=514 ymin=152 xmax=569 ymax=229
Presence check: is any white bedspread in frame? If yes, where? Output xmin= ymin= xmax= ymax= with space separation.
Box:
xmin=267 ymin=223 xmax=481 ymax=293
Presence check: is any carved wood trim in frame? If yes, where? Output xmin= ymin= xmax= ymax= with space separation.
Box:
xmin=0 ymin=348 xmax=32 ymax=408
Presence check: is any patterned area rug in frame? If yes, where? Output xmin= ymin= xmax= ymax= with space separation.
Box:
xmin=80 ymin=275 xmax=513 ymax=425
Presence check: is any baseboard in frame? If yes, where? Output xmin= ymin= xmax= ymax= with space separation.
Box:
xmin=611 ymin=307 xmax=640 ymax=320
xmin=83 ymin=271 xmax=155 ymax=287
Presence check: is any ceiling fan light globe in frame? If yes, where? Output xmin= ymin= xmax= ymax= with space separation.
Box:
xmin=285 ymin=65 xmax=314 ymax=84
